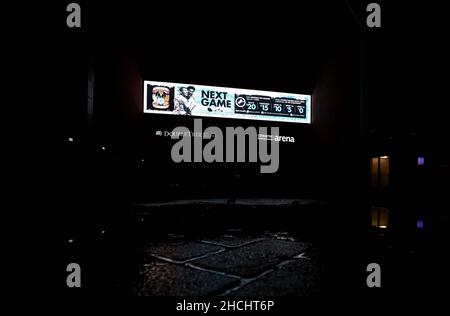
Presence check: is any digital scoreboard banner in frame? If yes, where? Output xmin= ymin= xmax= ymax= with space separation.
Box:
xmin=144 ymin=81 xmax=311 ymax=124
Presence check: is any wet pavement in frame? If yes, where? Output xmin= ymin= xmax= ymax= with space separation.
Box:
xmin=132 ymin=231 xmax=320 ymax=296
xmin=14 ymin=198 xmax=450 ymax=296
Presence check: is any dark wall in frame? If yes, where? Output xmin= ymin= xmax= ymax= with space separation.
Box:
xmin=85 ymin=33 xmax=362 ymax=202
xmin=20 ymin=1 xmax=365 ymax=207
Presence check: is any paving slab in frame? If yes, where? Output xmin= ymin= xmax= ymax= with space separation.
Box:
xmin=229 ymin=259 xmax=320 ymax=296
xmin=200 ymin=236 xmax=267 ymax=248
xmin=193 ymin=240 xmax=310 ymax=277
xmin=145 ymin=242 xmax=224 ymax=262
xmin=133 ymin=261 xmax=239 ymax=296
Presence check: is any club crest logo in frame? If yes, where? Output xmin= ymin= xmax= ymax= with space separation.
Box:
xmin=152 ymin=86 xmax=170 ymax=109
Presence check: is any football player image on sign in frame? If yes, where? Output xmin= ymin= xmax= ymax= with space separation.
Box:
xmin=174 ymin=86 xmax=197 ymax=115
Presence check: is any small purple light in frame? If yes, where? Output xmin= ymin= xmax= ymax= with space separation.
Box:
xmin=417 ymin=220 xmax=424 ymax=229
xmin=418 ymin=157 xmax=425 ymax=166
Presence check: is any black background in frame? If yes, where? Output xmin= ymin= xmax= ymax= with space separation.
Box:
xmin=3 ymin=1 xmax=450 ymax=296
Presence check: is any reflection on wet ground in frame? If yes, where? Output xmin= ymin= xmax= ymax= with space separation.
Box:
xmin=45 ymin=199 xmax=450 ymax=295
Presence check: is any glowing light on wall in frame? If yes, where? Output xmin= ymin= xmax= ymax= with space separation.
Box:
xmin=417 ymin=219 xmax=424 ymax=229
xmin=371 ymin=156 xmax=390 ymax=189
xmin=371 ymin=206 xmax=389 ymax=229
xmin=418 ymin=157 xmax=425 ymax=166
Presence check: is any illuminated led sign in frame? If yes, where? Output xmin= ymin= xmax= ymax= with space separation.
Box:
xmin=144 ymin=81 xmax=311 ymax=124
